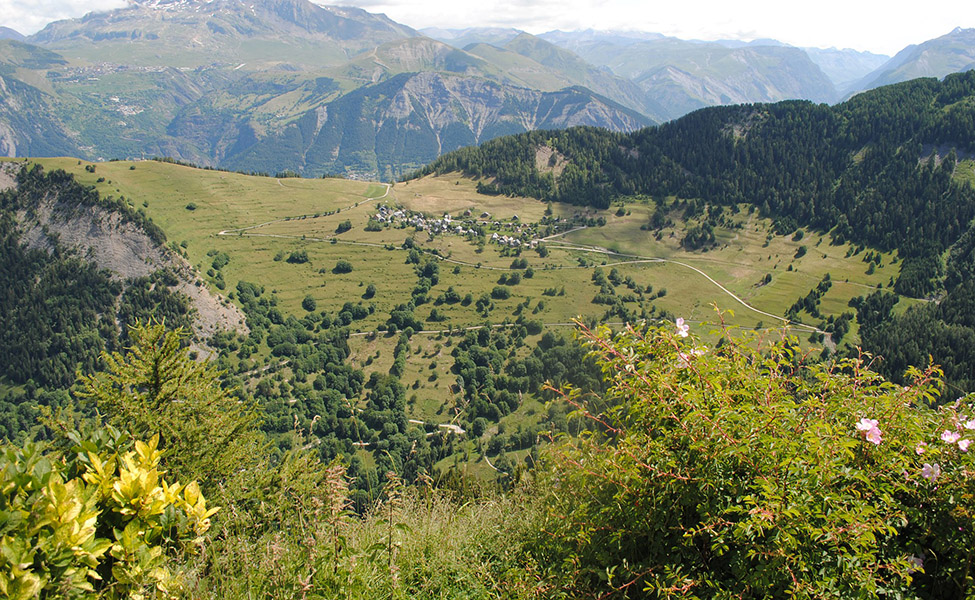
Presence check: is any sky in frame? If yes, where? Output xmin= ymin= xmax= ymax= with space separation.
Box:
xmin=1 ymin=0 xmax=972 ymax=55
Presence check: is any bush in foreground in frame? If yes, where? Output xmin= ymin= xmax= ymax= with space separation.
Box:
xmin=0 ymin=430 xmax=216 ymax=599
xmin=530 ymin=318 xmax=975 ymax=598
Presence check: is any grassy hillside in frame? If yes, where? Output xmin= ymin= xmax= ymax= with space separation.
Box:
xmin=1 ymin=156 xmax=931 ymax=493
xmin=22 ymin=158 xmax=916 ymax=354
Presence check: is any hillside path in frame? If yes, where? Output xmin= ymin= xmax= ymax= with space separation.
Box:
xmin=214 ymin=184 xmax=825 ymax=336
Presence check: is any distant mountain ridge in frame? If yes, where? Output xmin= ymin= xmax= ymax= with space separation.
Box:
xmin=0 ymin=27 xmax=25 ymax=41
xmin=851 ymin=27 xmax=975 ymax=95
xmin=28 ymin=0 xmax=418 ymax=68
xmin=0 ymin=2 xmax=651 ymax=176
xmin=535 ymin=30 xmax=873 ymax=119
xmin=3 ymin=3 xmax=974 ymax=175
xmin=224 ymin=71 xmax=652 ymax=179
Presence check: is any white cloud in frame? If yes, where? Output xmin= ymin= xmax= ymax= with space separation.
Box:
xmin=0 ymin=0 xmax=127 ymax=35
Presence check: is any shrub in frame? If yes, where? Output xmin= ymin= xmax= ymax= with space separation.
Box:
xmin=531 ymin=318 xmax=975 ymax=598
xmin=333 ymin=260 xmax=353 ymax=274
xmin=0 ymin=432 xmax=216 ymax=598
xmin=490 ymin=286 xmax=511 ymax=300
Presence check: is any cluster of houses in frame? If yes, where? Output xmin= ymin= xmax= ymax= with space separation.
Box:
xmin=372 ymin=205 xmax=544 ymax=248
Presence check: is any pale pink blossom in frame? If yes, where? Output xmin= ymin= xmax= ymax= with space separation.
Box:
xmin=965 ymin=419 xmax=975 ymax=430
xmin=960 ymin=439 xmax=972 ymax=452
xmin=942 ymin=430 xmax=961 ymax=444
xmin=856 ymin=418 xmax=879 ymax=432
xmin=675 ymin=317 xmax=689 ymax=338
xmin=865 ymin=427 xmax=883 ymax=445
xmin=921 ymin=463 xmax=941 ymax=481
xmin=916 ymin=442 xmax=927 ymax=455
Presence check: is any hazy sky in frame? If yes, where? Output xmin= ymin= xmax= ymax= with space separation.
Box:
xmin=2 ymin=0 xmax=972 ymax=55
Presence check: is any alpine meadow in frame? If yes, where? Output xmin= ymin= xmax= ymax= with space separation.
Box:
xmin=3 ymin=1 xmax=975 ymax=597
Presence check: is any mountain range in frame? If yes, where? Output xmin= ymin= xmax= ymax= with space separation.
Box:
xmin=1 ymin=0 xmax=973 ymax=176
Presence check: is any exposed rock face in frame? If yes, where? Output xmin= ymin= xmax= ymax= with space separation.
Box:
xmin=7 ymin=163 xmax=246 ymax=341
xmin=225 ymin=72 xmax=652 ymax=180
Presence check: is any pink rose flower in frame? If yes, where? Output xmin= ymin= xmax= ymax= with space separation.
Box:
xmin=942 ymin=430 xmax=961 ymax=444
xmin=675 ymin=317 xmax=689 ymax=338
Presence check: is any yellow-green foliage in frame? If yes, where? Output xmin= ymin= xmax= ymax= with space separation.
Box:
xmin=0 ymin=434 xmax=216 ymax=599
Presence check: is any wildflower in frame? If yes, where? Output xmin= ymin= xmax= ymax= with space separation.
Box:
xmin=865 ymin=427 xmax=882 ymax=445
xmin=675 ymin=317 xmax=689 ymax=338
xmin=941 ymin=430 xmax=961 ymax=444
xmin=916 ymin=442 xmax=927 ymax=455
xmin=856 ymin=418 xmax=878 ymax=432
xmin=960 ymin=439 xmax=971 ymax=452
xmin=855 ymin=418 xmax=881 ymax=445
xmin=965 ymin=419 xmax=975 ymax=430
xmin=921 ymin=463 xmax=941 ymax=481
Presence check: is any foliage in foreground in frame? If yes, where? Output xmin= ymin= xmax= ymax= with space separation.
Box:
xmin=0 ymin=429 xmax=216 ymax=599
xmin=8 ymin=317 xmax=975 ymax=599
xmin=531 ymin=318 xmax=975 ymax=598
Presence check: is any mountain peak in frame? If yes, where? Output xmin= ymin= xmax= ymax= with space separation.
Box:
xmin=0 ymin=27 xmax=26 ymax=41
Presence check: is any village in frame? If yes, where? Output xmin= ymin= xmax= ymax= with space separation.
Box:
xmin=372 ymin=204 xmax=543 ymax=248
xmin=371 ymin=203 xmax=603 ymax=249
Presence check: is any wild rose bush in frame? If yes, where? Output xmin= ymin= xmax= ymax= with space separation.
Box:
xmin=531 ymin=319 xmax=975 ymax=598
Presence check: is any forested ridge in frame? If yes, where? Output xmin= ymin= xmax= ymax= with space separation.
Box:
xmin=414 ymin=72 xmax=975 ymax=390
xmin=415 ymin=71 xmax=975 ymax=289
xmin=0 ymin=165 xmax=193 ymax=438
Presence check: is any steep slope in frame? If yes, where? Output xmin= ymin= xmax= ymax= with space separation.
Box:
xmin=28 ymin=0 xmax=416 ymax=68
xmin=567 ymin=37 xmax=836 ymax=120
xmin=852 ymin=28 xmax=975 ymax=95
xmin=801 ymin=47 xmax=890 ymax=91
xmin=224 ymin=71 xmax=652 ymax=179
xmin=0 ymin=41 xmax=80 ymax=157
xmin=494 ymin=33 xmax=666 ymax=120
xmin=0 ymin=162 xmax=245 ymax=389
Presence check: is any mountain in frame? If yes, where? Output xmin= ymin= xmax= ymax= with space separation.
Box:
xmin=852 ymin=28 xmax=975 ymax=94
xmin=3 ymin=3 xmax=653 ymax=175
xmin=712 ymin=38 xmax=788 ymax=48
xmin=538 ymin=29 xmax=665 ymax=53
xmin=223 ymin=70 xmax=653 ymax=179
xmin=0 ymin=41 xmax=80 ymax=157
xmin=28 ymin=0 xmax=417 ymax=69
xmin=421 ymin=26 xmax=524 ymax=48
xmin=538 ymin=33 xmax=837 ymax=119
xmin=465 ymin=33 xmax=666 ymax=119
xmin=800 ymin=47 xmax=889 ymax=91
xmin=626 ymin=42 xmax=837 ymax=120
xmin=0 ymin=27 xmax=25 ymax=41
